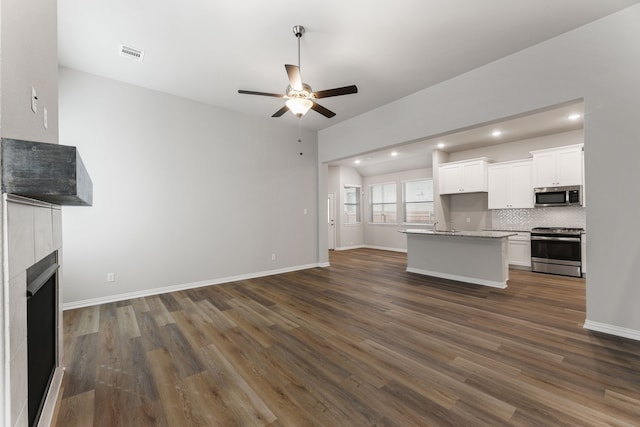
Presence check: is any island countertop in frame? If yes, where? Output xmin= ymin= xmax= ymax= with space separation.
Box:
xmin=401 ymin=229 xmax=517 ymax=239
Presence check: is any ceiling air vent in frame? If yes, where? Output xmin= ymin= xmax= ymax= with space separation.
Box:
xmin=119 ymin=44 xmax=145 ymax=62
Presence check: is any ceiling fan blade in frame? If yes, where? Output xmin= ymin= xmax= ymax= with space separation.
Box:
xmin=238 ymin=90 xmax=285 ymax=98
xmin=311 ymin=102 xmax=336 ymax=118
xmin=272 ymin=105 xmax=289 ymax=117
xmin=285 ymin=64 xmax=303 ymax=91
xmin=313 ymin=85 xmax=358 ymax=99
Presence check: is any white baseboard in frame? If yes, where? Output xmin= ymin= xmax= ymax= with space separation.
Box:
xmin=63 ymin=263 xmax=321 ymax=310
xmin=364 ymin=245 xmax=407 ymax=253
xmin=318 ymin=262 xmax=331 ymax=267
xmin=406 ymin=267 xmax=508 ymax=289
xmin=335 ymin=245 xmax=365 ymax=251
xmin=583 ymin=320 xmax=640 ymax=342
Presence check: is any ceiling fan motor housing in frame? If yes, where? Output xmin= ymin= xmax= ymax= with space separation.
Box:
xmin=286 ymin=83 xmax=312 ymax=99
xmin=292 ymin=25 xmax=305 ymax=38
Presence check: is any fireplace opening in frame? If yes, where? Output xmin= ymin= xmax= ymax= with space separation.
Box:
xmin=26 ymin=251 xmax=59 ymax=427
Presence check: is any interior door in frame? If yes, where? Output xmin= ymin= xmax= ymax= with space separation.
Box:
xmin=328 ymin=193 xmax=336 ymax=250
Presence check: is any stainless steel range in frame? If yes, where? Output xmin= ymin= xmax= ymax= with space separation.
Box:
xmin=531 ymin=227 xmax=584 ymax=277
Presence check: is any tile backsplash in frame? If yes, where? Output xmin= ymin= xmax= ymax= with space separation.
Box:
xmin=492 ymin=207 xmax=586 ymax=230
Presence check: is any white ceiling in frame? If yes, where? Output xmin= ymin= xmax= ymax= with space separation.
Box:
xmin=58 ymin=0 xmax=639 ymax=132
xmin=331 ymin=100 xmax=584 ymax=176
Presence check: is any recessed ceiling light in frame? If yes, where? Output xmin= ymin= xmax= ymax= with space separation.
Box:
xmin=437 ymin=142 xmax=445 ymax=149
xmin=568 ymin=113 xmax=581 ymax=120
xmin=492 ymin=130 xmax=502 ymax=137
xmin=391 ymin=151 xmax=398 ymax=157
xmin=354 ymin=159 xmax=361 ymax=164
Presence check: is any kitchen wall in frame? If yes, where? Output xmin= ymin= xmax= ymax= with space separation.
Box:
xmin=58 ymin=67 xmax=319 ymax=306
xmin=362 ymin=168 xmax=432 ymax=251
xmin=444 ymin=129 xmax=585 ymax=231
xmin=492 ymin=207 xmax=585 ymax=230
xmin=318 ymin=5 xmax=640 ymax=339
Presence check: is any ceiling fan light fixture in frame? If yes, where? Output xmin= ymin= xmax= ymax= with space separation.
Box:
xmin=286 ymin=98 xmax=313 ymax=117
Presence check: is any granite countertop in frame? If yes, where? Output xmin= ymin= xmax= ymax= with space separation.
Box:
xmin=401 ymin=229 xmax=517 ymax=239
xmin=483 ymin=228 xmax=531 ymax=233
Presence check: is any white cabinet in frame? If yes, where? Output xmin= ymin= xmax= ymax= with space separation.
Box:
xmin=531 ymin=144 xmax=583 ymax=187
xmin=508 ymin=233 xmax=531 ymax=267
xmin=439 ymin=158 xmax=489 ymax=195
xmin=488 ymin=160 xmax=533 ymax=209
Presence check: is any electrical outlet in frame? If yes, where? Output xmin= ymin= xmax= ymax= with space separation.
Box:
xmin=31 ymin=87 xmax=38 ymax=113
xmin=107 ymin=272 xmax=115 ymax=282
xmin=271 ymin=253 xmax=276 ymax=261
xmin=466 ymin=217 xmax=471 ymax=223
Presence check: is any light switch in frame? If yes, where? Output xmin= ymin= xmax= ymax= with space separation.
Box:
xmin=31 ymin=87 xmax=38 ymax=113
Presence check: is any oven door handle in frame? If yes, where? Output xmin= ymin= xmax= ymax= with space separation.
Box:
xmin=530 ymin=236 xmax=581 ymax=242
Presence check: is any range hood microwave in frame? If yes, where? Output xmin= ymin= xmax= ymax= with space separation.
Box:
xmin=534 ymin=185 xmax=582 ymax=208
xmin=1 ymin=138 xmax=93 ymax=206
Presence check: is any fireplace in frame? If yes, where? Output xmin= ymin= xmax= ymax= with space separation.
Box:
xmin=26 ymin=251 xmax=59 ymax=427
xmin=1 ymin=139 xmax=91 ymax=425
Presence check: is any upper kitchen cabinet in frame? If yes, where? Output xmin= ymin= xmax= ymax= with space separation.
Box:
xmin=439 ymin=158 xmax=489 ymax=195
xmin=488 ymin=159 xmax=533 ymax=209
xmin=531 ymin=144 xmax=584 ymax=187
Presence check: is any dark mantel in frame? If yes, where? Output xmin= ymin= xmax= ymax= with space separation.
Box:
xmin=1 ymin=138 xmax=93 ymax=206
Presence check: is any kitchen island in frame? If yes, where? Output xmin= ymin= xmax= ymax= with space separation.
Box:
xmin=401 ymin=229 xmax=517 ymax=288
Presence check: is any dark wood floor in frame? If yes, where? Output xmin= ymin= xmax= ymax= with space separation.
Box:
xmin=53 ymin=249 xmax=640 ymax=426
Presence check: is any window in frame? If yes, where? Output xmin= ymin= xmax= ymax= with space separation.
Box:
xmin=343 ymin=185 xmax=361 ymax=224
xmin=403 ymin=179 xmax=434 ymax=223
xmin=370 ymin=183 xmax=397 ymax=223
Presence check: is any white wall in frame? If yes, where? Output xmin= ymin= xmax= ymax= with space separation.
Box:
xmin=336 ymin=167 xmax=363 ymax=249
xmin=0 ymin=0 xmax=58 ymax=143
xmin=1 ymin=0 xmax=60 ymax=423
xmin=58 ymin=67 xmax=319 ymax=305
xmin=318 ymin=5 xmax=640 ymax=338
xmin=362 ymin=168 xmax=432 ymax=251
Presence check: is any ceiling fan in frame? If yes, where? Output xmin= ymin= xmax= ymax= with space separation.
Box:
xmin=238 ymin=25 xmax=358 ymax=118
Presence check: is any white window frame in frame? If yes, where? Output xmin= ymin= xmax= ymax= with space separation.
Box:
xmin=343 ymin=185 xmax=362 ymax=225
xmin=402 ymin=178 xmax=434 ymax=225
xmin=369 ymin=182 xmax=398 ymax=225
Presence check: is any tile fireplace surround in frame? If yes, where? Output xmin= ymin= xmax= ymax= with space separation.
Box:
xmin=2 ymin=194 xmax=63 ymax=426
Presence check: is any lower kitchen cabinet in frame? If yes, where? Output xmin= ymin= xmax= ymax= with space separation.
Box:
xmin=508 ymin=233 xmax=531 ymax=267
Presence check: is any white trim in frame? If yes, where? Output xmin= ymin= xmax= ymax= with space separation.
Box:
xmin=318 ymin=262 xmax=331 ymax=268
xmin=406 ymin=267 xmax=508 ymax=289
xmin=335 ymin=245 xmax=366 ymax=251
xmin=583 ymin=320 xmax=640 ymax=342
xmin=364 ymin=245 xmax=407 ymax=253
xmin=63 ymin=263 xmax=321 ymax=310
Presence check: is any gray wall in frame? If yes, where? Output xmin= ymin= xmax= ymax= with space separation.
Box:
xmin=0 ymin=0 xmax=59 ymax=143
xmin=0 ymin=0 xmax=60 ymax=421
xmin=59 ymin=67 xmax=319 ymax=305
xmin=318 ymin=5 xmax=640 ymax=337
xmin=362 ymin=168 xmax=432 ymax=251
xmin=336 ymin=166 xmax=364 ymax=249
